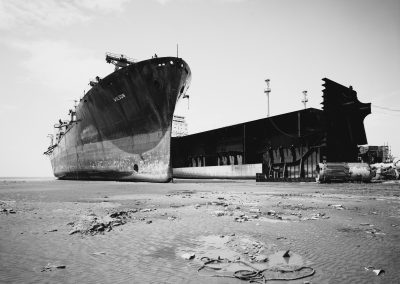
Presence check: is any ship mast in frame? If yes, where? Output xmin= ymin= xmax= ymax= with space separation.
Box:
xmin=264 ymin=79 xmax=271 ymax=117
xmin=302 ymin=90 xmax=308 ymax=109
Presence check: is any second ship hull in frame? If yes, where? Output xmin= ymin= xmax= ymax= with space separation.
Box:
xmin=49 ymin=57 xmax=191 ymax=182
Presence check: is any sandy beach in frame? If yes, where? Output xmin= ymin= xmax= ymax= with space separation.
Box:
xmin=1 ymin=178 xmax=399 ymax=283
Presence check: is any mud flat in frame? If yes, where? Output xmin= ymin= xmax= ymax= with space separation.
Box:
xmin=1 ymin=178 xmax=399 ymax=283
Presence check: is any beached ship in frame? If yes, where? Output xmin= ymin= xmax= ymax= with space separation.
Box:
xmin=44 ymin=53 xmax=191 ymax=182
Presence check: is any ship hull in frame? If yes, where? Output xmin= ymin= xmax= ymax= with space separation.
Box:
xmin=49 ymin=57 xmax=191 ymax=182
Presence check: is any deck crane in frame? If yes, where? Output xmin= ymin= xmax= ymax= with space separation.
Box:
xmin=105 ymin=52 xmax=136 ymax=71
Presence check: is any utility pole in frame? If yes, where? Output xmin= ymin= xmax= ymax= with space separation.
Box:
xmin=302 ymin=90 xmax=308 ymax=109
xmin=264 ymin=79 xmax=271 ymax=117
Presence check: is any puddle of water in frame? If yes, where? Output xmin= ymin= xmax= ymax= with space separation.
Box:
xmin=99 ymin=195 xmax=151 ymax=201
xmin=178 ymin=235 xmax=313 ymax=282
xmin=258 ymin=217 xmax=288 ymax=223
xmin=280 ymin=215 xmax=300 ymax=221
xmin=198 ymin=235 xmax=229 ymax=247
xmin=147 ymin=246 xmax=176 ymax=260
xmin=190 ymin=235 xmax=240 ymax=260
xmin=97 ymin=202 xmax=121 ymax=208
xmin=268 ymin=250 xmax=304 ymax=267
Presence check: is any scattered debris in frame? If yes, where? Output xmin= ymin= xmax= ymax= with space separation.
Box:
xmin=68 ymin=209 xmax=138 ymax=235
xmin=182 ymin=253 xmax=195 ymax=260
xmin=214 ymin=210 xmax=226 ymax=217
xmin=337 ymin=226 xmax=385 ymax=236
xmin=1 ymin=200 xmax=16 ymax=214
xmin=365 ymin=227 xmax=385 ymax=236
xmin=41 ymin=263 xmax=66 ymax=272
xmin=249 ymin=208 xmax=261 ymax=213
xmin=305 ymin=212 xmax=329 ymax=220
xmin=1 ymin=208 xmax=16 ymax=214
xmin=140 ymin=208 xmax=156 ymax=213
xmin=92 ymin=251 xmax=106 ymax=255
xmin=365 ymin=266 xmax=385 ymax=276
xmin=234 ymin=215 xmax=249 ymax=222
xmin=329 ymin=204 xmax=345 ymax=210
xmin=254 ymin=254 xmax=268 ymax=262
xmin=212 ymin=201 xmax=228 ymax=206
xmin=373 ymin=269 xmax=385 ymax=276
xmin=170 ymin=204 xmax=184 ymax=208
xmin=283 ymin=250 xmax=291 ymax=258
xmin=371 ymin=161 xmax=399 ymax=180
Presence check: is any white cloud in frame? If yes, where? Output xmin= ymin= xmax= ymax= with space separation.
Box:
xmin=0 ymin=0 xmax=129 ymax=30
xmin=153 ymin=0 xmax=247 ymax=5
xmin=8 ymin=39 xmax=112 ymax=98
xmin=77 ymin=0 xmax=129 ymax=12
xmin=155 ymin=0 xmax=172 ymax=4
xmin=0 ymin=104 xmax=17 ymax=114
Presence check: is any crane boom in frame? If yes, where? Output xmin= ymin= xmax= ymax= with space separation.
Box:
xmin=105 ymin=52 xmax=136 ymax=70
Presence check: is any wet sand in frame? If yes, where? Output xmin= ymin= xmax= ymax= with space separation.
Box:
xmin=1 ymin=179 xmax=399 ymax=283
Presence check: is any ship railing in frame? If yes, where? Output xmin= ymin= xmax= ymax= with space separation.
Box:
xmin=43 ymin=144 xmax=57 ymax=155
xmin=89 ymin=79 xmax=98 ymax=87
xmin=54 ymin=122 xmax=69 ymax=128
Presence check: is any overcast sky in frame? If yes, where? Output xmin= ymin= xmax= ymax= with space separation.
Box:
xmin=0 ymin=0 xmax=399 ymax=177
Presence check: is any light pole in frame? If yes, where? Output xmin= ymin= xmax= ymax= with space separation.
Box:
xmin=264 ymin=79 xmax=271 ymax=117
xmin=302 ymin=90 xmax=308 ymax=109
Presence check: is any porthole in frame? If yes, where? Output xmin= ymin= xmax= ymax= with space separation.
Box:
xmin=133 ymin=164 xmax=139 ymax=172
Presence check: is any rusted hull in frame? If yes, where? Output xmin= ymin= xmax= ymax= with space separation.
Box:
xmin=49 ymin=57 xmax=191 ymax=182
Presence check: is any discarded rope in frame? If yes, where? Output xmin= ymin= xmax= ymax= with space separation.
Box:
xmin=263 ymin=266 xmax=316 ymax=281
xmin=198 ymin=257 xmax=228 ymax=272
xmin=198 ymin=257 xmax=315 ymax=283
xmin=234 ymin=270 xmax=261 ymax=280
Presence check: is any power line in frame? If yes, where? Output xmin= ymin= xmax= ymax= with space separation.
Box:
xmin=371 ymin=109 xmax=400 ymax=117
xmin=372 ymin=104 xmax=400 ymax=112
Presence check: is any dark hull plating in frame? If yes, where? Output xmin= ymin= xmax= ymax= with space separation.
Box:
xmin=49 ymin=57 xmax=191 ymax=182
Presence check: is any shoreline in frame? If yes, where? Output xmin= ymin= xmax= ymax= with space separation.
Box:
xmin=1 ymin=179 xmax=399 ymax=283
